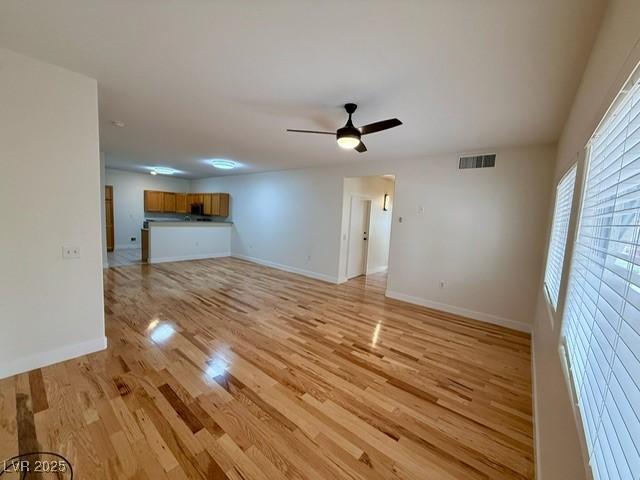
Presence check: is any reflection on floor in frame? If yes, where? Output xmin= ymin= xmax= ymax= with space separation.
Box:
xmin=0 ymin=257 xmax=533 ymax=479
xmin=107 ymin=248 xmax=141 ymax=267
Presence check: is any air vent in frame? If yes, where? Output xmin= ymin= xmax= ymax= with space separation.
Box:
xmin=459 ymin=154 xmax=496 ymax=169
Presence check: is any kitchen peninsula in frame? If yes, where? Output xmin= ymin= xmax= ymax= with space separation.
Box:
xmin=141 ymin=221 xmax=232 ymax=263
xmin=141 ymin=190 xmax=232 ymax=263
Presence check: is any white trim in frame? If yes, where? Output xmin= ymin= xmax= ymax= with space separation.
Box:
xmin=115 ymin=244 xmax=139 ymax=250
xmin=0 ymin=336 xmax=108 ymax=380
xmin=149 ymin=252 xmax=230 ymax=264
xmin=385 ymin=289 xmax=531 ymax=333
xmin=233 ymin=254 xmax=339 ymax=284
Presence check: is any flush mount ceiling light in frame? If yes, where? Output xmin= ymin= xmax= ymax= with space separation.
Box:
xmin=150 ymin=167 xmax=177 ymax=175
xmin=209 ymin=159 xmax=237 ymax=170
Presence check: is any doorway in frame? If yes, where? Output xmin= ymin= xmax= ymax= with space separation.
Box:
xmin=341 ymin=175 xmax=395 ymax=284
xmin=347 ymin=197 xmax=371 ymax=279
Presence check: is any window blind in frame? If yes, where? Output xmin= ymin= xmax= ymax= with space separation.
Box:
xmin=544 ymin=165 xmax=577 ymax=309
xmin=563 ymin=75 xmax=640 ymax=479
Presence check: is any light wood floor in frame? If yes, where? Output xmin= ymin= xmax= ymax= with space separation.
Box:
xmin=107 ymin=248 xmax=142 ymax=267
xmin=0 ymin=258 xmax=534 ymax=479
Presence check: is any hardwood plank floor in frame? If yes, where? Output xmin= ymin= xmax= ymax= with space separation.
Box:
xmin=0 ymin=257 xmax=534 ymax=479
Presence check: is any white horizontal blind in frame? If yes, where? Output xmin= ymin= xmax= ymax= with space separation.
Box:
xmin=544 ymin=165 xmax=577 ymax=309
xmin=563 ymin=76 xmax=640 ymax=480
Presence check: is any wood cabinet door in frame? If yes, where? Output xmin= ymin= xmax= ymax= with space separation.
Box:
xmin=218 ymin=193 xmax=229 ymax=217
xmin=163 ymin=192 xmax=176 ymax=212
xmin=203 ymin=194 xmax=212 ymax=215
xmin=144 ymin=190 xmax=163 ymax=212
xmin=175 ymin=193 xmax=187 ymax=213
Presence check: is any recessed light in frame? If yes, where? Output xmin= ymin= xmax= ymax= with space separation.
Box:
xmin=111 ymin=120 xmax=125 ymax=128
xmin=209 ymin=159 xmax=237 ymax=170
xmin=150 ymin=167 xmax=177 ymax=175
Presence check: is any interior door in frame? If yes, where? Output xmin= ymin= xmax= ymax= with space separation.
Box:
xmin=347 ymin=198 xmax=371 ymax=278
xmin=105 ymin=185 xmax=114 ymax=252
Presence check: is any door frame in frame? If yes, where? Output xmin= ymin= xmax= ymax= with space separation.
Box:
xmin=345 ymin=195 xmax=373 ymax=279
xmin=105 ymin=185 xmax=114 ymax=252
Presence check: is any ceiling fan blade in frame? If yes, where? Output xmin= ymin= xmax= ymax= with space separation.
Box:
xmin=359 ymin=118 xmax=402 ymax=135
xmin=355 ymin=142 xmax=367 ymax=153
xmin=286 ymin=129 xmax=335 ymax=135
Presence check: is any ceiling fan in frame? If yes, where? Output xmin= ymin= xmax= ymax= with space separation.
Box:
xmin=287 ymin=103 xmax=402 ymax=153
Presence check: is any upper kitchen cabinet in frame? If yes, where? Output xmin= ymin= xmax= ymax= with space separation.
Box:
xmin=203 ymin=193 xmax=213 ymax=215
xmin=145 ymin=190 xmax=229 ymax=216
xmin=144 ymin=190 xmax=164 ymax=212
xmin=163 ymin=192 xmax=176 ymax=213
xmin=203 ymin=193 xmax=229 ymax=216
xmin=175 ymin=193 xmax=187 ymax=213
xmin=217 ymin=193 xmax=229 ymax=217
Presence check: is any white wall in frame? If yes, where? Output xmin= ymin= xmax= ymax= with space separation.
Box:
xmin=532 ymin=1 xmax=640 ymax=478
xmin=340 ymin=176 xmax=394 ymax=280
xmin=149 ymin=224 xmax=231 ymax=263
xmin=104 ymin=168 xmax=191 ymax=249
xmin=194 ymin=144 xmax=554 ymax=330
xmin=0 ymin=48 xmax=105 ymax=378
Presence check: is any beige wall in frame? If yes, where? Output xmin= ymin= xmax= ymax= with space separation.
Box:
xmin=0 ymin=48 xmax=105 ymax=378
xmin=533 ymin=0 xmax=640 ymax=478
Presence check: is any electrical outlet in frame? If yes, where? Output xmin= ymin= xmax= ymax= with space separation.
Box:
xmin=418 ymin=205 xmax=424 ymax=214
xmin=399 ymin=216 xmax=403 ymax=223
xmin=439 ymin=281 xmax=446 ymax=289
xmin=62 ymin=246 xmax=81 ymax=259
xmin=306 ymin=255 xmax=312 ymax=261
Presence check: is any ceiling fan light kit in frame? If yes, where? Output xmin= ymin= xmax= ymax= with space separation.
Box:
xmin=287 ymin=103 xmax=402 ymax=153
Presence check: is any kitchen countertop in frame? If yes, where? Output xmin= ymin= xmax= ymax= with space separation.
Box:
xmin=146 ymin=221 xmax=232 ymax=227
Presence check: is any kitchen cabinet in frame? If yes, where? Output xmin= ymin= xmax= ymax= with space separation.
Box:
xmin=144 ymin=190 xmax=164 ymax=212
xmin=217 ymin=193 xmax=229 ymax=217
xmin=175 ymin=193 xmax=187 ymax=213
xmin=203 ymin=193 xmax=229 ymax=216
xmin=187 ymin=193 xmax=204 ymax=210
xmin=145 ymin=190 xmax=229 ymax=216
xmin=203 ymin=193 xmax=213 ymax=215
xmin=163 ymin=192 xmax=176 ymax=212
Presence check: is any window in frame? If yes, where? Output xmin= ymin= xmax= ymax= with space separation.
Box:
xmin=563 ymin=73 xmax=640 ymax=479
xmin=544 ymin=165 xmax=577 ymax=309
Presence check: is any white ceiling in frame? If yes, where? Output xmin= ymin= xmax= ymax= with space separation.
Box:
xmin=0 ymin=0 xmax=606 ymax=178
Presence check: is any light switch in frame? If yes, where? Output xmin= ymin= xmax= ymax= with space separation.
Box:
xmin=62 ymin=246 xmax=81 ymax=259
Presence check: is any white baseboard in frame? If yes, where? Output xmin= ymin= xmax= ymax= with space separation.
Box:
xmin=366 ymin=265 xmax=388 ymax=275
xmin=115 ymin=244 xmax=139 ymax=250
xmin=0 ymin=336 xmax=108 ymax=380
xmin=232 ymin=254 xmax=339 ymax=284
xmin=149 ymin=252 xmax=230 ymax=264
xmin=385 ymin=290 xmax=532 ymax=333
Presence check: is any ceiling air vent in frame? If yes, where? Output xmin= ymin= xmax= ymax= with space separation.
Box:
xmin=459 ymin=154 xmax=496 ymax=169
